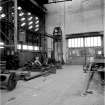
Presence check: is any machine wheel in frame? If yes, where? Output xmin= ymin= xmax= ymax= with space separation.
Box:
xmin=7 ymin=73 xmax=17 ymax=91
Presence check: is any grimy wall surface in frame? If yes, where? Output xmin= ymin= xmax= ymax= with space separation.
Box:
xmin=45 ymin=0 xmax=104 ymax=62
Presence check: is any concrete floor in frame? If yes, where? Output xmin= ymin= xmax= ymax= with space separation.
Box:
xmin=0 ymin=65 xmax=104 ymax=105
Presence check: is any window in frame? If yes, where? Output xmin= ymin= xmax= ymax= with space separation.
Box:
xmin=80 ymin=38 xmax=84 ymax=47
xmin=68 ymin=36 xmax=102 ymax=48
xmin=85 ymin=36 xmax=101 ymax=47
xmin=34 ymin=46 xmax=39 ymax=51
xmin=74 ymin=38 xmax=78 ymax=47
xmin=17 ymin=44 xmax=22 ymax=49
xmin=72 ymin=39 xmax=75 ymax=47
xmin=93 ymin=37 xmax=98 ymax=46
xmin=97 ymin=36 xmax=101 ymax=46
xmin=68 ymin=38 xmax=84 ymax=48
xmin=19 ymin=44 xmax=39 ymax=51
xmin=22 ymin=45 xmax=28 ymax=50
xmin=85 ymin=37 xmax=91 ymax=47
xmin=28 ymin=46 xmax=33 ymax=51
xmin=77 ymin=38 xmax=81 ymax=47
xmin=68 ymin=39 xmax=72 ymax=48
xmin=91 ymin=37 xmax=94 ymax=47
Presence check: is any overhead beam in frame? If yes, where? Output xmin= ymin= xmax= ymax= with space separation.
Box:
xmin=48 ymin=0 xmax=72 ymax=4
xmin=30 ymin=0 xmax=47 ymax=13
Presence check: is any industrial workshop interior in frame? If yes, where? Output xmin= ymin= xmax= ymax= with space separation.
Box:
xmin=0 ymin=0 xmax=105 ymax=105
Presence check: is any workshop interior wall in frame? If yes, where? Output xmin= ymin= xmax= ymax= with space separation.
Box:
xmin=45 ymin=0 xmax=104 ymax=62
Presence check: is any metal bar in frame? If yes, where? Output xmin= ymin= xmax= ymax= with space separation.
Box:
xmin=0 ymin=29 xmax=13 ymax=42
xmin=48 ymin=0 xmax=72 ymax=4
xmin=0 ymin=0 xmax=12 ymax=5
xmin=37 ymin=32 xmax=55 ymax=39
xmin=30 ymin=0 xmax=47 ymax=13
xmin=14 ymin=0 xmax=18 ymax=52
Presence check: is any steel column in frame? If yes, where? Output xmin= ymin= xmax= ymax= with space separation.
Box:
xmin=103 ymin=1 xmax=105 ymax=57
xmin=14 ymin=0 xmax=18 ymax=52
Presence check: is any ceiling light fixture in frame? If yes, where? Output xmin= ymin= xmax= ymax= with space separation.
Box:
xmin=35 ymin=17 xmax=38 ymax=20
xmin=18 ymin=6 xmax=22 ymax=10
xmin=19 ymin=12 xmax=24 ymax=16
xmin=35 ymin=24 xmax=39 ymax=28
xmin=28 ymin=21 xmax=33 ymax=25
xmin=0 ymin=42 xmax=4 ymax=45
xmin=35 ymin=28 xmax=39 ymax=31
xmin=21 ymin=17 xmax=25 ymax=21
xmin=11 ymin=12 xmax=14 ymax=15
xmin=0 ymin=13 xmax=6 ymax=19
xmin=21 ymin=22 xmax=26 ymax=27
xmin=28 ymin=25 xmax=33 ymax=29
xmin=27 ymin=12 xmax=31 ymax=15
xmin=28 ymin=16 xmax=33 ymax=21
xmin=35 ymin=20 xmax=39 ymax=24
xmin=0 ymin=6 xmax=2 ymax=11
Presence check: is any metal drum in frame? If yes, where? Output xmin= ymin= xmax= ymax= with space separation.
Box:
xmin=0 ymin=72 xmax=17 ymax=91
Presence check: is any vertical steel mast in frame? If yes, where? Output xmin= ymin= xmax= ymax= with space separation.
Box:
xmin=14 ymin=0 xmax=18 ymax=52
